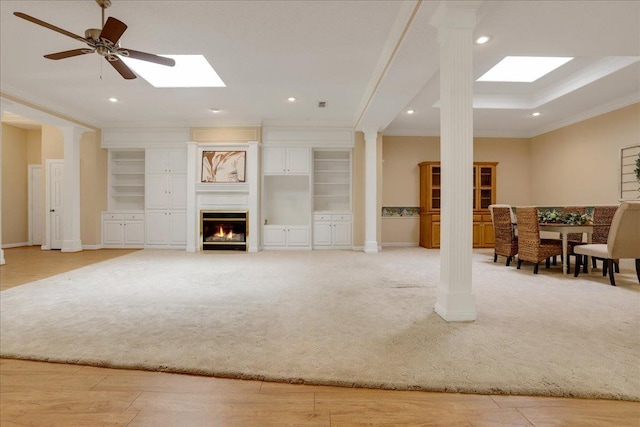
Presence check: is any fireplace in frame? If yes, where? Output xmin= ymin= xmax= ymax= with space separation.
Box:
xmin=200 ymin=211 xmax=248 ymax=251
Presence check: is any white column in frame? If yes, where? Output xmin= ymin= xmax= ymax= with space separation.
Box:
xmin=186 ymin=141 xmax=198 ymax=252
xmin=61 ymin=126 xmax=83 ymax=252
xmin=363 ymin=130 xmax=379 ymax=253
xmin=247 ymin=141 xmax=260 ymax=252
xmin=0 ymin=122 xmax=4 ymax=264
xmin=430 ymin=2 xmax=480 ymax=321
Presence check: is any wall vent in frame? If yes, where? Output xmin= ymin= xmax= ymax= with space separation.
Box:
xmin=318 ymin=101 xmax=326 ymax=108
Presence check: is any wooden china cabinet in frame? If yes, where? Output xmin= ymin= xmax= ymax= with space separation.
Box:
xmin=419 ymin=161 xmax=497 ymax=249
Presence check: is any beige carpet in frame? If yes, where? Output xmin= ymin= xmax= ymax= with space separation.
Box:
xmin=1 ymin=248 xmax=639 ymax=400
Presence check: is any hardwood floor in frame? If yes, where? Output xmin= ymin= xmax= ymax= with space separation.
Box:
xmin=1 ymin=247 xmax=638 ymax=426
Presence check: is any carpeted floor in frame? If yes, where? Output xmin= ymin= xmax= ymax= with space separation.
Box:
xmin=1 ymin=248 xmax=639 ymax=400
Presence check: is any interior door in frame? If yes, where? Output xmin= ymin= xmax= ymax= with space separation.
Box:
xmin=49 ymin=161 xmax=64 ymax=250
xmin=29 ymin=165 xmax=43 ymax=245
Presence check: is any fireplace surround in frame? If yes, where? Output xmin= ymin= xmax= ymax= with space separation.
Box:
xmin=200 ymin=211 xmax=248 ymax=251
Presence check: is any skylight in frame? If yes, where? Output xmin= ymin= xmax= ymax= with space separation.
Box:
xmin=121 ymin=54 xmax=226 ymax=88
xmin=477 ymin=56 xmax=573 ymax=83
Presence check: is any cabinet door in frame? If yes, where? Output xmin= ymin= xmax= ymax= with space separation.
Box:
xmin=431 ymin=222 xmax=441 ymax=248
xmin=263 ymin=226 xmax=286 ymax=246
xmin=146 ymin=211 xmax=169 ymax=245
xmin=103 ymin=221 xmax=123 ymax=245
xmin=146 ymin=149 xmax=169 ymax=173
xmin=333 ymin=221 xmax=352 ymax=246
xmin=168 ymin=149 xmax=187 ymax=173
xmin=472 ymin=222 xmax=483 ymax=247
xmin=263 ymin=148 xmax=286 ymax=174
xmin=313 ymin=222 xmax=332 ymax=246
xmin=483 ymin=223 xmax=495 ymax=247
xmin=169 ymin=174 xmax=187 ymax=209
xmin=146 ymin=175 xmax=168 ymax=209
xmin=168 ymin=211 xmax=187 ymax=245
xmin=286 ymin=148 xmax=310 ymax=174
xmin=286 ymin=226 xmax=310 ymax=247
xmin=124 ymin=221 xmax=145 ymax=245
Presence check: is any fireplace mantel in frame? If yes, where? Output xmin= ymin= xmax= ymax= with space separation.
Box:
xmin=185 ymin=141 xmax=261 ymax=252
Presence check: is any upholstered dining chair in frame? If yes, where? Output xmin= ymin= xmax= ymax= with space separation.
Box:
xmin=515 ymin=207 xmax=564 ymax=274
xmin=574 ymin=201 xmax=640 ymax=286
xmin=590 ymin=205 xmax=620 ymax=271
xmin=489 ymin=205 xmax=518 ymax=266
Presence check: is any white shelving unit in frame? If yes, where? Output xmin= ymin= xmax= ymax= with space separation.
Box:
xmin=108 ymin=150 xmax=145 ymax=211
xmin=313 ymin=150 xmax=351 ymax=212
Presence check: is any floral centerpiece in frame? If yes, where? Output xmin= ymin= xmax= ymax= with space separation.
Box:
xmin=635 ymin=152 xmax=640 ymax=184
xmin=538 ymin=209 xmax=592 ymax=225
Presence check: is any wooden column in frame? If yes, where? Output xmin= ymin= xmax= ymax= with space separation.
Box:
xmin=430 ymin=1 xmax=481 ymax=321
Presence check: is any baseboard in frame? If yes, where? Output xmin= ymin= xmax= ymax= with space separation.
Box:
xmin=381 ymin=242 xmax=419 ymax=247
xmin=352 ymin=246 xmax=364 ymax=251
xmin=82 ymin=245 xmax=104 ymax=250
xmin=1 ymin=242 xmax=30 ymax=249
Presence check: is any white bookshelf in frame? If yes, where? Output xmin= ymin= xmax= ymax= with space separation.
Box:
xmin=109 ymin=150 xmax=145 ymax=211
xmin=313 ymin=150 xmax=351 ymax=212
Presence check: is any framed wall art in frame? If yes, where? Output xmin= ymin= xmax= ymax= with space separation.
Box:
xmin=201 ymin=150 xmax=246 ymax=183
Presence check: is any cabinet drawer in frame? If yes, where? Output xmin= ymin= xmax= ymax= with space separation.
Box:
xmin=431 ymin=215 xmax=440 ymax=221
xmin=124 ymin=213 xmax=144 ymax=220
xmin=313 ymin=214 xmax=331 ymax=221
xmin=473 ymin=214 xmax=482 ymax=222
xmin=102 ymin=213 xmax=123 ymax=220
xmin=482 ymin=214 xmax=493 ymax=222
xmin=332 ymin=214 xmax=352 ymax=222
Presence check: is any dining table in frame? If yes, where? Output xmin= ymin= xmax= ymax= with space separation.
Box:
xmin=538 ymin=223 xmax=594 ymax=275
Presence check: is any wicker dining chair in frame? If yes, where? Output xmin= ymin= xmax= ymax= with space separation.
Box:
xmin=574 ymin=201 xmax=640 ymax=286
xmin=515 ymin=207 xmax=564 ymax=274
xmin=559 ymin=206 xmax=587 ymax=244
xmin=489 ymin=205 xmax=518 ymax=266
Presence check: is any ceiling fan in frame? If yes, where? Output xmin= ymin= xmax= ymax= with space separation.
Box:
xmin=13 ymin=0 xmax=175 ymax=80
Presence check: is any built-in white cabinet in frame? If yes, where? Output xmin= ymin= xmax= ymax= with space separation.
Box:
xmin=102 ymin=212 xmax=145 ymax=247
xmin=261 ymin=174 xmax=311 ymax=249
xmin=145 ymin=148 xmax=187 ymax=248
xmin=146 ymin=148 xmax=187 ymax=174
xmin=146 ymin=174 xmax=187 ymax=210
xmin=313 ymin=149 xmax=351 ymax=212
xmin=313 ymin=213 xmax=352 ymax=248
xmin=263 ymin=147 xmax=310 ymax=175
xmin=145 ymin=210 xmax=187 ymax=247
xmin=262 ymin=225 xmax=310 ymax=248
xmin=108 ymin=150 xmax=145 ymax=211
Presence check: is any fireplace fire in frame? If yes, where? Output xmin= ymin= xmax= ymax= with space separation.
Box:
xmin=201 ymin=211 xmax=248 ymax=251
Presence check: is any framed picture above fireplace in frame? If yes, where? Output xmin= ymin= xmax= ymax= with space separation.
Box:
xmin=201 ymin=150 xmax=246 ymax=183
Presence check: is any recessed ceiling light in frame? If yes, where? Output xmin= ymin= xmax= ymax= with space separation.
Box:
xmin=108 ymin=97 xmax=118 ymax=103
xmin=121 ymin=54 xmax=226 ymax=88
xmin=287 ymin=97 xmax=296 ymax=102
xmin=531 ymin=112 xmax=541 ymax=116
xmin=406 ymin=109 xmax=415 ymax=114
xmin=475 ymin=36 xmax=490 ymax=45
xmin=477 ymin=56 xmax=573 ymax=83
xmin=210 ymin=108 xmax=220 ymax=113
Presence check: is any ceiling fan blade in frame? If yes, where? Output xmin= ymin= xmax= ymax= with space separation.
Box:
xmin=44 ymin=49 xmax=94 ymax=60
xmin=108 ymin=57 xmax=137 ymax=80
xmin=13 ymin=12 xmax=87 ymax=43
xmin=100 ymin=17 xmax=127 ymax=44
xmin=122 ymin=49 xmax=175 ymax=67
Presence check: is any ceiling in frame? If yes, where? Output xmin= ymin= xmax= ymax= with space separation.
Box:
xmin=1 ymin=0 xmax=638 ymax=137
